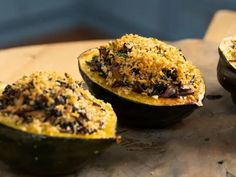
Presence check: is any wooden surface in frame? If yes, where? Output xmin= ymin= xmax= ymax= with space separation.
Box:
xmin=0 ymin=39 xmax=236 ymax=177
xmin=204 ymin=10 xmax=236 ymax=43
xmin=0 ymin=40 xmax=109 ymax=83
xmin=0 ymin=10 xmax=236 ymax=177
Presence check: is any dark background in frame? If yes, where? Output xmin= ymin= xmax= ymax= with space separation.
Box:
xmin=0 ymin=0 xmax=235 ymax=49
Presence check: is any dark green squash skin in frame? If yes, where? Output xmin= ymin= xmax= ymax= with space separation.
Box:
xmin=0 ymin=124 xmax=114 ymax=176
xmin=79 ymin=66 xmax=199 ymax=128
xmin=217 ymin=48 xmax=236 ymax=104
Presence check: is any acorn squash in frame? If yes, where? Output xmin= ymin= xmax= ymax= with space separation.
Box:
xmin=78 ymin=34 xmax=205 ymax=127
xmin=0 ymin=72 xmax=117 ymax=175
xmin=217 ymin=36 xmax=236 ymax=104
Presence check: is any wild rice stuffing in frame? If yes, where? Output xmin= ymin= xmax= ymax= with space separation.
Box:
xmin=0 ymin=72 xmax=111 ymax=135
xmin=86 ymin=34 xmax=203 ymax=98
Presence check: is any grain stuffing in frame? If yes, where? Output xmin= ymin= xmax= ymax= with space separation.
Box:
xmin=0 ymin=72 xmax=113 ymax=135
xmin=86 ymin=34 xmax=203 ymax=99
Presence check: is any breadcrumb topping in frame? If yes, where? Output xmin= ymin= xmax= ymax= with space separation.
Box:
xmin=0 ymin=72 xmax=112 ymax=135
xmin=86 ymin=34 xmax=203 ymax=99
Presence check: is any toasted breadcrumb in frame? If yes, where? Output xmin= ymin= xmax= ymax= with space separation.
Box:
xmin=0 ymin=72 xmax=113 ymax=135
xmin=86 ymin=34 xmax=203 ymax=100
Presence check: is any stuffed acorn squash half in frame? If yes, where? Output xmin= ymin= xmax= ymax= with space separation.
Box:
xmin=78 ymin=34 xmax=205 ymax=127
xmin=0 ymin=72 xmax=117 ymax=175
xmin=217 ymin=36 xmax=236 ymax=104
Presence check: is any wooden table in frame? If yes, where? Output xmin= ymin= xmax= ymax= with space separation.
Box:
xmin=0 ymin=10 xmax=236 ymax=177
